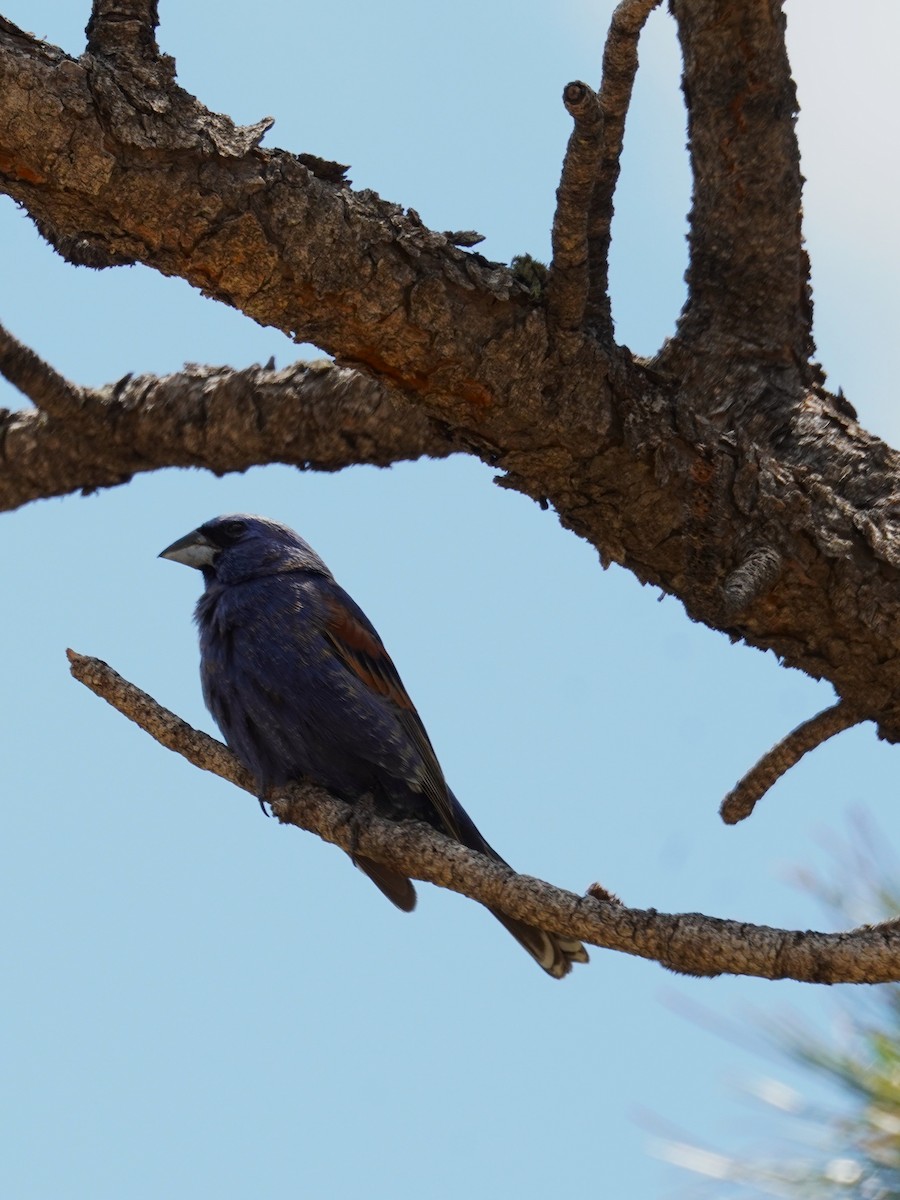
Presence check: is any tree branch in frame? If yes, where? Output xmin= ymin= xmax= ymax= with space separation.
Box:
xmin=586 ymin=0 xmax=662 ymax=335
xmin=67 ymin=650 xmax=900 ymax=985
xmin=0 ymin=346 xmax=457 ymax=511
xmin=720 ymin=701 xmax=864 ymax=825
xmin=0 ymin=15 xmax=521 ymax=386
xmin=547 ymin=0 xmax=661 ymax=336
xmin=0 ymin=321 xmax=84 ymax=415
xmin=667 ymin=0 xmax=813 ymax=382
xmin=5 ymin=11 xmax=900 ymax=751
xmin=547 ymin=81 xmax=605 ymax=332
xmin=86 ymin=0 xmax=160 ymax=60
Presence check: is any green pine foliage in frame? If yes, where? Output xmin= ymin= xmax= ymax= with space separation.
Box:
xmin=662 ymin=821 xmax=900 ymax=1198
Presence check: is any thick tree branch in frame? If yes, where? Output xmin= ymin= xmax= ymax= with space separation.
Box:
xmin=0 ymin=348 xmax=456 ymax=511
xmin=720 ymin=701 xmax=864 ymax=825
xmin=666 ymin=0 xmax=813 ymax=386
xmin=5 ymin=11 xmax=900 ymax=752
xmin=86 ymin=0 xmax=160 ymax=60
xmin=0 ymin=15 xmax=521 ymax=391
xmin=67 ymin=650 xmax=900 ymax=985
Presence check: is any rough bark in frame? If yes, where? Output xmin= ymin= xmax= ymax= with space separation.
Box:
xmin=665 ymin=0 xmax=814 ymax=376
xmin=68 ymin=651 xmax=900 ymax=985
xmin=720 ymin=701 xmax=863 ymax=825
xmin=2 ymin=1 xmax=900 ymax=981
xmin=0 ymin=324 xmax=455 ymax=509
xmin=586 ymin=0 xmax=663 ymax=335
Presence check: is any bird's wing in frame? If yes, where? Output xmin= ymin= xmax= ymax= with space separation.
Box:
xmin=321 ymin=592 xmax=462 ymax=841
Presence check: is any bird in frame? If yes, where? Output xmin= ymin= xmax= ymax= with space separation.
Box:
xmin=160 ymin=513 xmax=588 ymax=979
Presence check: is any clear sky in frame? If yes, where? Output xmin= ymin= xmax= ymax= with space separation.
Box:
xmin=2 ymin=2 xmax=898 ymax=1197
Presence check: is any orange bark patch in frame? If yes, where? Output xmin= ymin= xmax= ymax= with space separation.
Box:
xmin=0 ymin=152 xmax=45 ymax=185
xmin=459 ymin=380 xmax=493 ymax=407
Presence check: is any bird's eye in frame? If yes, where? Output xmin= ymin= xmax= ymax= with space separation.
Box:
xmin=223 ymin=520 xmax=246 ymax=540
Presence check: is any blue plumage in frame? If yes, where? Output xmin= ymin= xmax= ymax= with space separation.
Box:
xmin=160 ymin=513 xmax=588 ymax=978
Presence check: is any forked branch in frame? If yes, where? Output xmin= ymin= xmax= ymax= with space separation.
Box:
xmin=68 ymin=650 xmax=900 ymax=985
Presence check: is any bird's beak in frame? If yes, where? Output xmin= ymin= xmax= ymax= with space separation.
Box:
xmin=159 ymin=528 xmax=217 ymax=569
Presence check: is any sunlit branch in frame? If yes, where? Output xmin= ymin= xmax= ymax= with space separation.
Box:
xmin=69 ymin=651 xmax=900 ymax=985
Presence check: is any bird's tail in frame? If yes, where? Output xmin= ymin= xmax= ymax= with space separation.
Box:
xmin=356 ymin=786 xmax=590 ymax=977
xmin=447 ymin=789 xmax=589 ymax=978
xmin=355 ymin=854 xmax=417 ymax=912
xmin=488 ymin=907 xmax=589 ymax=979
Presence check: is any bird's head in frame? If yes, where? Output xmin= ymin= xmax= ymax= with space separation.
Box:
xmin=159 ymin=514 xmax=330 ymax=585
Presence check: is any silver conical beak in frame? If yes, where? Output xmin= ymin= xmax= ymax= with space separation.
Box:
xmin=158 ymin=529 xmax=217 ymax=570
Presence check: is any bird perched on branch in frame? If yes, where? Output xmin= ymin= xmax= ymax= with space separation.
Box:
xmin=160 ymin=513 xmax=588 ymax=979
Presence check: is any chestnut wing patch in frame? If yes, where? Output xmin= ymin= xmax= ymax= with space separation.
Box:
xmin=323 ymin=595 xmax=460 ymax=840
xmin=324 ymin=597 xmax=415 ymax=712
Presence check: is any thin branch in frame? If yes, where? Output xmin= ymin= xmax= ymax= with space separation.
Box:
xmin=0 ymin=353 xmax=457 ymax=513
xmin=548 ymin=1 xmax=661 ymax=335
xmin=720 ymin=701 xmax=864 ymax=825
xmin=68 ymin=650 xmax=900 ymax=985
xmin=586 ymin=0 xmax=662 ymax=334
xmin=0 ymin=322 xmax=84 ymax=415
xmin=547 ymin=81 xmax=605 ymax=332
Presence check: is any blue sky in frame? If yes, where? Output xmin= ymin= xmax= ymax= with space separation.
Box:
xmin=2 ymin=2 xmax=898 ymax=1196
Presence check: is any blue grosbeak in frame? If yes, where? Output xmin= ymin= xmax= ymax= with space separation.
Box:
xmin=160 ymin=514 xmax=588 ymax=978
